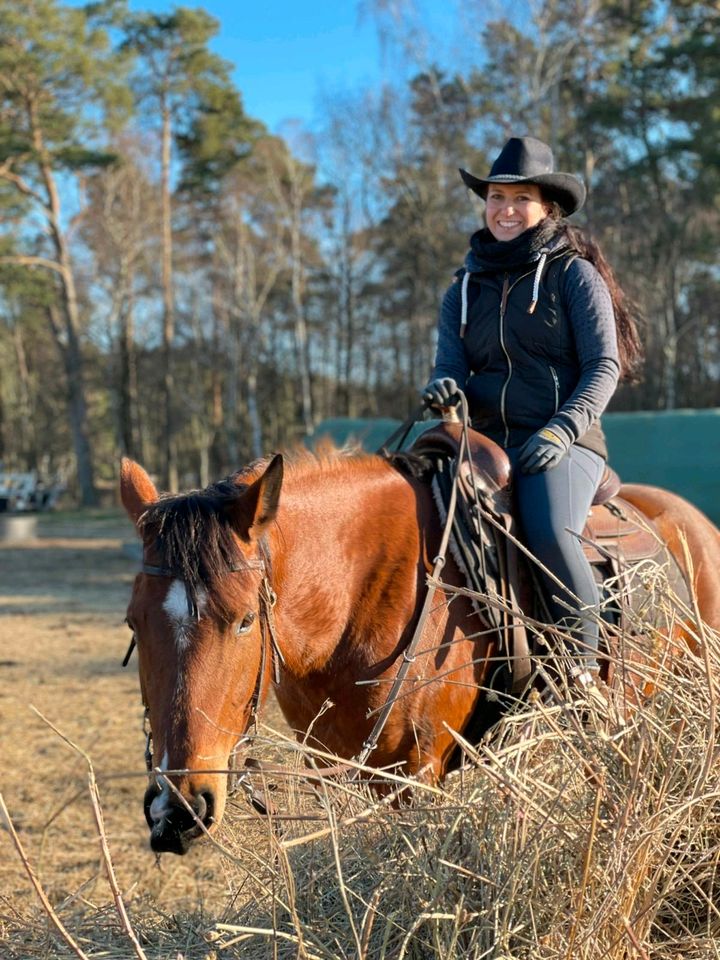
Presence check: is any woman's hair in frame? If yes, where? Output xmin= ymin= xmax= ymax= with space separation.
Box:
xmin=545 ymin=200 xmax=644 ymax=384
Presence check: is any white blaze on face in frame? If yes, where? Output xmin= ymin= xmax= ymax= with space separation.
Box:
xmin=162 ymin=579 xmax=207 ymax=650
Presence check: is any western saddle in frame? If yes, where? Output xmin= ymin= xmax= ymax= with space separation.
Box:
xmin=409 ymin=422 xmax=666 ymax=693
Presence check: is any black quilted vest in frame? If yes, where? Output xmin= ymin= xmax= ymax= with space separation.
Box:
xmin=460 ymin=253 xmax=608 ymax=457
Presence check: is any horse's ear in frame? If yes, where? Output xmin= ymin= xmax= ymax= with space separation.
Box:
xmin=120 ymin=458 xmax=159 ymax=528
xmin=230 ymin=453 xmax=284 ymax=541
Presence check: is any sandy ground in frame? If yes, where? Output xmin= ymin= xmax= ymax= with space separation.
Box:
xmin=0 ymin=509 xmax=281 ymax=953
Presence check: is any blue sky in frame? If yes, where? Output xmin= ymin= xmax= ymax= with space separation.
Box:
xmin=112 ymin=0 xmax=464 ymax=132
xmin=205 ymin=1 xmax=392 ymax=130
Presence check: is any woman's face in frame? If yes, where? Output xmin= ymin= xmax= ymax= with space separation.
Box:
xmin=484 ymin=183 xmax=550 ymax=241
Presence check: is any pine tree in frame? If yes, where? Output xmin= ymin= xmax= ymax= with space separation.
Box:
xmin=0 ymin=0 xmax=130 ymax=504
xmin=121 ymin=7 xmax=253 ymax=489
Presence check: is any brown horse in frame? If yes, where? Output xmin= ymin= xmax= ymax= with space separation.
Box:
xmin=120 ymin=448 xmax=720 ymax=854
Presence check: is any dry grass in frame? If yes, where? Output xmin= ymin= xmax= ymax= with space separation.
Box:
xmin=207 ymin=625 xmax=720 ymax=959
xmin=2 ymin=514 xmax=720 ymax=958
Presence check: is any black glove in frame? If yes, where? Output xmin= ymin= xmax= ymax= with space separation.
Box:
xmin=517 ymin=428 xmax=569 ymax=474
xmin=421 ymin=377 xmax=460 ymax=407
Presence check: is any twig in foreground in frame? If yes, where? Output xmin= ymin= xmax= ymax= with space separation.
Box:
xmin=0 ymin=791 xmax=91 ymax=960
xmin=30 ymin=705 xmax=149 ymax=960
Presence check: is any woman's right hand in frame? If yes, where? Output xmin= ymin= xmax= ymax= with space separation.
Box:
xmin=421 ymin=377 xmax=460 ymax=407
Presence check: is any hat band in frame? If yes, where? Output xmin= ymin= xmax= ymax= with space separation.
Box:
xmin=486 ymin=174 xmax=540 ymax=182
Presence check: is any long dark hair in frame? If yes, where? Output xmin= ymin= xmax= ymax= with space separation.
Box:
xmin=547 ymin=202 xmax=644 ymax=384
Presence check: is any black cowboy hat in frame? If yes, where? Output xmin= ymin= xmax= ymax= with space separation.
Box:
xmin=459 ymin=136 xmax=586 ymax=216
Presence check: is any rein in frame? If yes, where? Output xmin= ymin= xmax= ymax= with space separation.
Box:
xmin=375 ymin=403 xmax=428 ymax=454
xmin=356 ymin=395 xmax=476 ymax=768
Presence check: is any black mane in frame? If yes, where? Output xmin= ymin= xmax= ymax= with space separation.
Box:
xmin=140 ymin=474 xmax=254 ymax=602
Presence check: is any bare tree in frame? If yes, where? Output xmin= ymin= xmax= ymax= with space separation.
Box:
xmin=213 ymin=147 xmax=286 ymax=460
xmin=80 ymin=140 xmax=159 ymax=464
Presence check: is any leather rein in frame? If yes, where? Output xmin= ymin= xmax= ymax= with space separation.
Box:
xmin=356 ymin=396 xmax=481 ymax=767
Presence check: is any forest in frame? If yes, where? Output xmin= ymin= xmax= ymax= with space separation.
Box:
xmin=0 ymin=0 xmax=717 ymax=504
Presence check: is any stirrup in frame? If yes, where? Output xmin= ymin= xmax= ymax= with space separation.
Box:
xmin=570 ymin=667 xmax=597 ymax=690
xmin=570 ymin=666 xmax=625 ymax=729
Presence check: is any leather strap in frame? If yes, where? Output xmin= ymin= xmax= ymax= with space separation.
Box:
xmin=356 ymin=397 xmax=472 ymax=768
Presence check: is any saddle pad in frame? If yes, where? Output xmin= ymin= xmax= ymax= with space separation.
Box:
xmin=582 ymin=498 xmax=663 ymax=564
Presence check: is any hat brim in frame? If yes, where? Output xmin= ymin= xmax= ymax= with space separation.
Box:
xmin=459 ymin=168 xmax=586 ymax=216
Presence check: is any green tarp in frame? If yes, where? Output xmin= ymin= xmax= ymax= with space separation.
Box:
xmin=603 ymin=410 xmax=720 ymax=523
xmin=310 ymin=410 xmax=720 ymax=524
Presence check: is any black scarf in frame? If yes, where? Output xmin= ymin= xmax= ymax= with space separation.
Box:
xmin=467 ymin=218 xmax=569 ymax=273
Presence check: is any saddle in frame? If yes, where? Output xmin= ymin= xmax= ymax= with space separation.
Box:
xmin=409 ymin=422 xmax=666 ymax=694
xmin=413 ymin=422 xmax=663 ymax=565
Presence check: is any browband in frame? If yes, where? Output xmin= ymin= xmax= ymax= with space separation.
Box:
xmin=141 ymin=556 xmax=266 ymax=577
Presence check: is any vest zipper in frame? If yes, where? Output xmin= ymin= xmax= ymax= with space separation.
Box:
xmin=498 ymin=273 xmax=512 ymax=445
xmin=497 ymin=266 xmax=537 ymax=446
xmin=549 ymin=364 xmax=560 ymax=413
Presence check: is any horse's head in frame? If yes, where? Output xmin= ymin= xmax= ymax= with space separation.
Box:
xmin=120 ymin=455 xmax=283 ymax=854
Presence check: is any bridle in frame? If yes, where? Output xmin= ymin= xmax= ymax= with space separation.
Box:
xmin=122 ymin=539 xmax=284 ymax=806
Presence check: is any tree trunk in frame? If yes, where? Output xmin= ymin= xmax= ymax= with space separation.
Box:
xmin=340 ymin=195 xmax=357 ymax=418
xmin=209 ymin=292 xmax=225 ymax=475
xmin=12 ymin=322 xmax=37 ymax=469
xmin=221 ymin=241 xmax=242 ymax=468
xmin=661 ymin=305 xmax=678 ymax=410
xmin=119 ymin=288 xmax=141 ymax=461
xmin=289 ymin=178 xmax=313 ymax=436
xmin=246 ymin=369 xmax=263 ymax=460
xmin=657 ymin=254 xmax=680 ymax=410
xmin=47 ymin=304 xmax=97 ymax=505
xmin=39 ymin=149 xmax=98 ymax=506
xmin=160 ymin=100 xmax=177 ymax=490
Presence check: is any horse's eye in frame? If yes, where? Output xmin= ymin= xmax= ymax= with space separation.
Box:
xmin=235 ymin=611 xmax=256 ymax=636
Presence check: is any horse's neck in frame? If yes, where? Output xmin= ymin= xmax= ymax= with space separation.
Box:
xmin=268 ymin=465 xmax=423 ymax=675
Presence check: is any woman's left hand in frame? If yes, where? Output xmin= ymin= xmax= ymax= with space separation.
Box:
xmin=517 ymin=428 xmax=569 ymax=474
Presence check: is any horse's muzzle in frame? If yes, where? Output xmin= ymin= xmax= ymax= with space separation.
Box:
xmin=143 ymin=783 xmax=215 ymax=855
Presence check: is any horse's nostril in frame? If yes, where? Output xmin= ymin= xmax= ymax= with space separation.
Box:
xmin=191 ymin=791 xmax=207 ymax=822
xmin=195 ymin=789 xmax=215 ymax=828
xmin=143 ymin=783 xmax=161 ymax=829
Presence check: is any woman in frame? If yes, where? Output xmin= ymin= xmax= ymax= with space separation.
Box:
xmin=422 ymin=135 xmax=642 ymax=702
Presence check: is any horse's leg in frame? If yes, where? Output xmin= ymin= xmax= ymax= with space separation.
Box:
xmin=620 ymin=483 xmax=720 ymax=631
xmin=411 ymin=607 xmax=490 ymax=781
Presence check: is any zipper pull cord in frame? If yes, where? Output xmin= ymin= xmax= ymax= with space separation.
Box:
xmin=500 ymin=273 xmax=509 ymax=316
xmin=459 ymin=270 xmax=470 ymax=339
xmin=527 ymin=252 xmax=548 ymax=314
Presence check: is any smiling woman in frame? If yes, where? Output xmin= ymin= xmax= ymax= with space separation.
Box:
xmin=484 ymin=182 xmax=550 ymax=241
xmin=421 ymin=134 xmax=644 ymax=710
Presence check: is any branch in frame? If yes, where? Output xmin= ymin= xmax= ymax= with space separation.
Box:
xmin=30 ymin=704 xmax=147 ymax=960
xmin=0 ymin=792 xmax=91 ymax=960
xmin=0 ymin=255 xmax=67 ymax=277
xmin=87 ymin=776 xmax=149 ymax=960
xmin=0 ymin=159 xmax=48 ymax=208
xmin=29 ymin=707 xmax=149 ymax=960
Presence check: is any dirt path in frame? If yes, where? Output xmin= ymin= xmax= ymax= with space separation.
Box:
xmin=0 ymin=511 xmax=243 ymax=930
